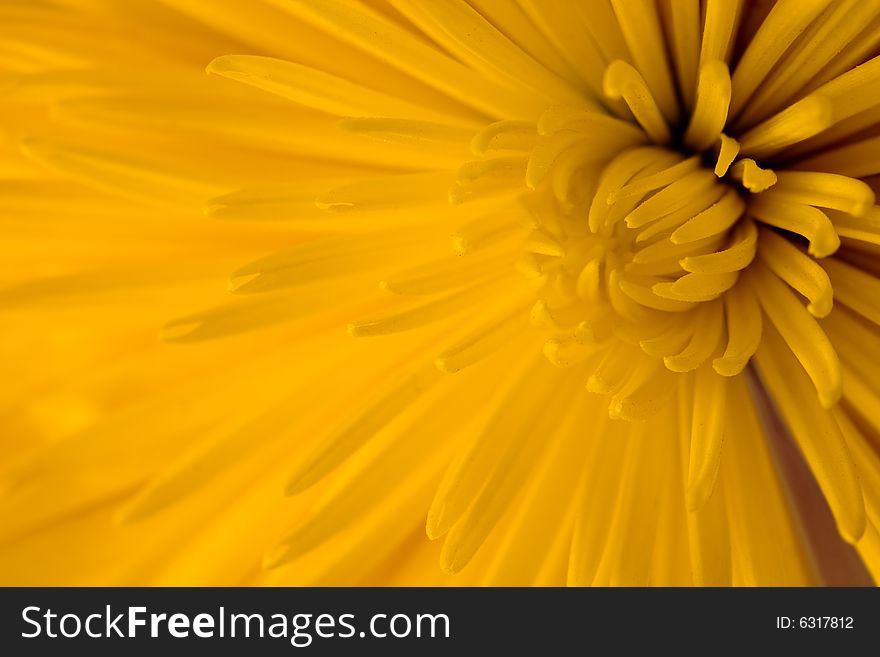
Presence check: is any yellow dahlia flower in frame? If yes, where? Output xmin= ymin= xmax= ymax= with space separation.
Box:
xmin=3 ymin=0 xmax=880 ymax=587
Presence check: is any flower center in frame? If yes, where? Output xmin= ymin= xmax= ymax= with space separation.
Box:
xmin=520 ymin=137 xmax=746 ymax=420
xmin=448 ymin=56 xmax=873 ymax=420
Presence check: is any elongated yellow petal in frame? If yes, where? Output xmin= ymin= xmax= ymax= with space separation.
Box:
xmin=822 ymin=256 xmax=880 ymax=326
xmin=794 ymin=135 xmax=880 ymax=178
xmin=609 ymin=357 xmax=674 ymax=421
xmin=729 ymin=0 xmax=834 ymax=118
xmin=591 ymin=418 xmax=669 ymax=585
xmin=667 ymin=0 xmax=700 ymax=109
xmin=654 ymin=271 xmax=738 ymax=303
xmin=713 ymin=279 xmax=762 ymax=376
xmin=382 ymin=250 xmax=513 ymax=296
xmin=754 ymin=323 xmax=865 ymax=543
xmin=389 ymin=0 xmax=589 ymax=110
xmin=427 ymin=355 xmax=549 ymax=539
xmin=286 ymin=363 xmax=442 ymax=495
xmin=625 ymin=170 xmax=718 ymax=229
xmin=687 ymin=364 xmax=727 ymax=511
xmin=757 ymin=228 xmax=833 ymax=318
xmin=738 ymin=95 xmax=834 ymax=158
xmin=684 ymin=61 xmax=731 ymax=151
xmin=567 ymin=410 xmax=623 ymax=586
xmin=738 ymin=0 xmax=880 ymax=125
xmin=437 ymin=304 xmax=530 ymax=374
xmin=607 ymin=156 xmax=699 ymax=205
xmin=767 ymin=171 xmax=875 ymax=218
xmin=588 ymin=147 xmax=677 ymax=232
xmin=440 ymin=371 xmax=579 ymax=574
xmin=207 ymin=55 xmax=457 ymax=123
xmin=828 ymin=207 xmax=880 ymax=246
xmin=603 ymin=60 xmax=671 ymax=145
xmin=700 ymin=0 xmax=743 ymax=65
xmin=609 ymin=0 xmax=680 ymax=123
xmin=275 ymin=0 xmax=538 ymax=121
xmin=749 ymin=195 xmax=840 ymax=257
xmin=751 ymin=262 xmax=842 ymax=408
xmin=671 ymin=188 xmax=745 ymax=244
xmin=663 ymin=300 xmax=725 ymax=372
xmin=349 ymin=274 xmax=512 ymax=337
xmin=161 ymin=279 xmax=370 ymax=342
xmin=680 ymin=219 xmax=757 ymax=274
xmin=618 ymin=274 xmax=697 ymax=312
xmin=713 ymin=134 xmax=740 ymax=177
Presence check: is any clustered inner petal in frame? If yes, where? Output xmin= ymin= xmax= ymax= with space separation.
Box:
xmin=453 ymin=56 xmax=875 ymax=428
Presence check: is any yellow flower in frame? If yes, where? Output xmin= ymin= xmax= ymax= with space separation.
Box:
xmin=2 ymin=0 xmax=880 ymax=586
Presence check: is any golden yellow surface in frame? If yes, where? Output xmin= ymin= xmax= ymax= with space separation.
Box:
xmin=1 ymin=0 xmax=880 ymax=586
